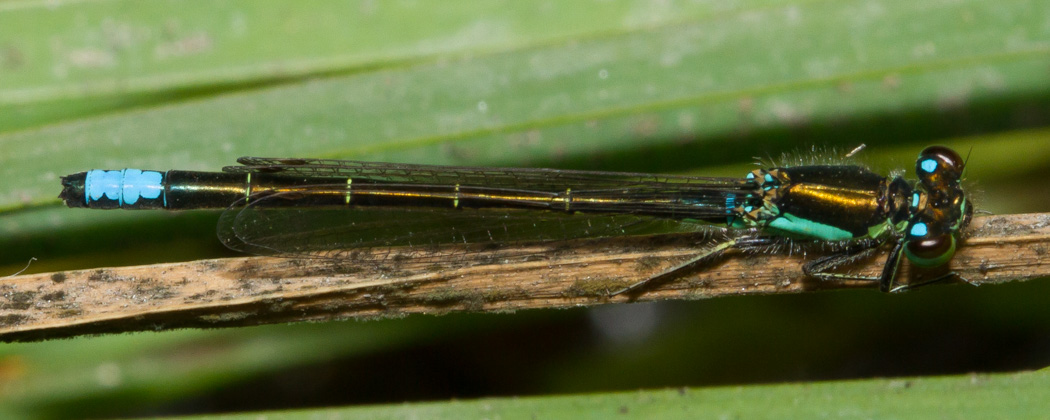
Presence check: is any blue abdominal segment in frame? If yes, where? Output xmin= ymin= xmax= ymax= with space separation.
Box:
xmin=85 ymin=169 xmax=165 ymax=207
xmin=85 ymin=169 xmax=121 ymax=204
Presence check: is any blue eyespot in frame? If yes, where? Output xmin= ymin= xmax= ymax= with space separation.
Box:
xmin=920 ymin=158 xmax=938 ymax=173
xmin=909 ymin=222 xmax=928 ymax=237
xmin=746 ymin=172 xmax=755 ymax=180
xmin=911 ymin=193 xmax=920 ymax=208
xmin=764 ymin=174 xmax=774 ymax=183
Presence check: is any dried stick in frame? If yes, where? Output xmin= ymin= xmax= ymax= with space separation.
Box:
xmin=1 ymin=213 xmax=1047 ymax=342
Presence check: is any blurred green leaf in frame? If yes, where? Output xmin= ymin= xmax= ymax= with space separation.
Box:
xmin=3 ymin=0 xmax=1049 ymax=209
xmin=189 ymin=369 xmax=1050 ymax=419
xmin=0 ymin=0 xmax=779 ymax=131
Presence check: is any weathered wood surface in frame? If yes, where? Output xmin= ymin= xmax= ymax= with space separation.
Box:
xmin=1 ymin=213 xmax=1047 ymax=341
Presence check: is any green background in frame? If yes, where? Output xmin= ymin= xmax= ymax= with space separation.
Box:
xmin=1 ymin=0 xmax=1049 ymax=418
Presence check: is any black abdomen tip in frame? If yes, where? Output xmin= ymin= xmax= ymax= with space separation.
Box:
xmin=59 ymin=172 xmax=88 ymax=208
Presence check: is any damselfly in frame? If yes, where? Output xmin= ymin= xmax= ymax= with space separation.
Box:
xmin=59 ymin=146 xmax=972 ymax=294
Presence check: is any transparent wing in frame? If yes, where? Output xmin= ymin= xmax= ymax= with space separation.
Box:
xmin=224 ymin=157 xmax=750 ymax=192
xmin=217 ymin=186 xmax=725 ymax=263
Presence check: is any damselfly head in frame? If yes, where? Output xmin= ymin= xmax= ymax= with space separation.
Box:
xmin=903 ymin=146 xmax=969 ymax=268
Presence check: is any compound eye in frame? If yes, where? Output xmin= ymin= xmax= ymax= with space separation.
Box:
xmin=917 ymin=146 xmax=964 ymax=183
xmin=904 ymin=233 xmax=956 ymax=268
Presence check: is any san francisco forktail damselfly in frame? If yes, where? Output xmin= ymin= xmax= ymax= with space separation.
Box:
xmin=59 ymin=146 xmax=972 ymax=294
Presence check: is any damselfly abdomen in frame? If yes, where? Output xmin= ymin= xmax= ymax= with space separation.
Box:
xmin=59 ymin=146 xmax=972 ymax=294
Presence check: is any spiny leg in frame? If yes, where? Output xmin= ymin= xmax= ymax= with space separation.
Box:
xmin=802 ymin=243 xmax=882 ymax=279
xmin=802 ymin=241 xmax=886 ymax=288
xmin=876 ymin=240 xmax=906 ymax=292
xmin=611 ymin=236 xmax=781 ymax=297
xmin=885 ymin=272 xmax=959 ymax=292
xmin=804 ymin=239 xmax=959 ymax=292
